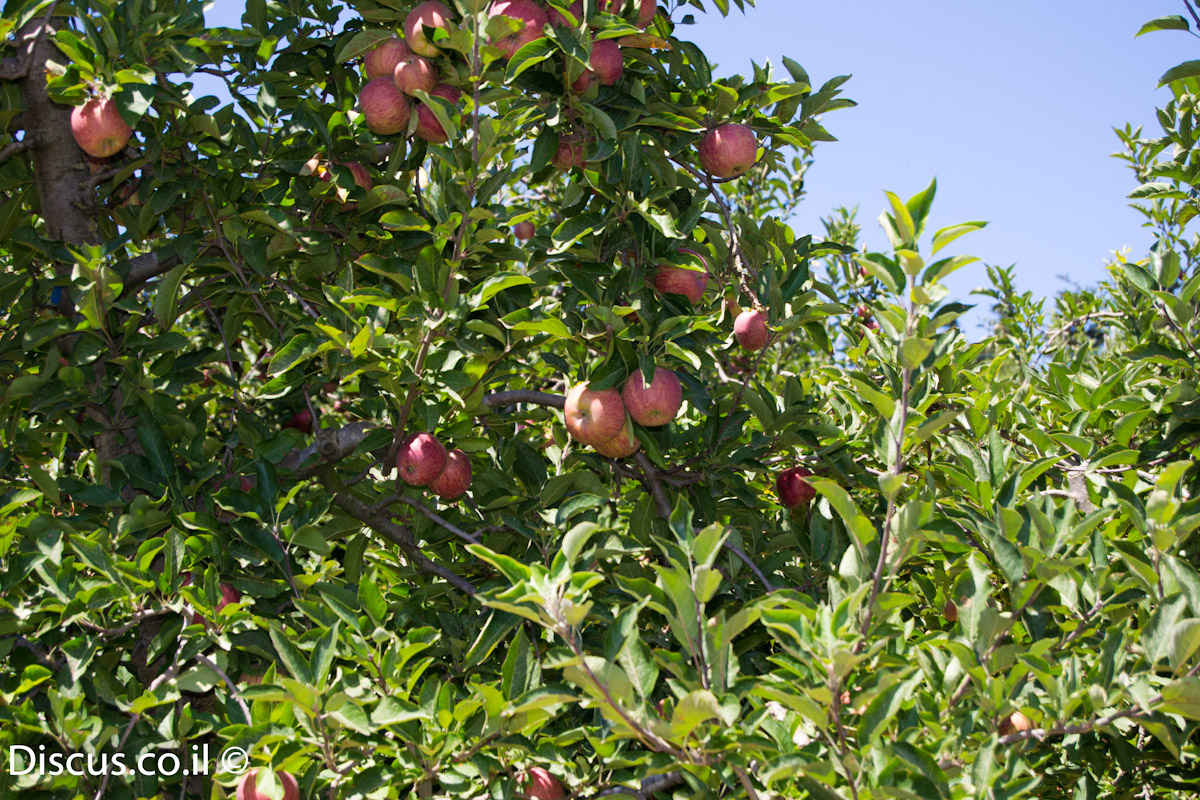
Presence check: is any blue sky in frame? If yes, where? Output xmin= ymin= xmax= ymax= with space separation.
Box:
xmin=201 ymin=1 xmax=1196 ymax=333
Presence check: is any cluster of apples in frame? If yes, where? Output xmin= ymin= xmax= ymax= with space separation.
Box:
xmin=563 ymin=365 xmax=682 ymax=458
xmin=395 ymin=431 xmax=473 ymax=499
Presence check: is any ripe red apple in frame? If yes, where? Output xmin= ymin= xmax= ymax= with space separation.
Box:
xmin=776 ymin=466 xmax=816 ymax=510
xmin=404 ymin=1 xmax=453 ymax=57
xmin=430 ymin=448 xmax=472 ymax=499
xmin=416 ymin=84 xmax=462 ymax=144
xmin=943 ymin=599 xmax=958 ymax=622
xmin=514 ymin=221 xmax=536 ymax=240
xmin=733 ymin=309 xmax=769 ymax=352
xmin=552 ymin=134 xmax=586 ymax=170
xmin=602 ymin=0 xmax=655 ymax=27
xmin=590 ymin=39 xmax=624 ymax=85
xmin=322 ymin=161 xmax=372 ymax=190
xmin=563 ymin=382 xmax=627 ymax=446
xmin=360 ymin=78 xmax=412 ymax=135
xmin=569 ymin=66 xmax=597 ymax=94
xmin=865 ymin=318 xmax=880 ymax=331
xmin=653 ymin=263 xmax=707 ymax=305
xmin=365 ymin=37 xmax=412 ymax=79
xmin=697 ymin=123 xmax=758 ymax=179
xmin=396 ymin=432 xmax=448 ymax=486
xmin=488 ymin=0 xmax=549 ymax=59
xmin=622 ymin=367 xmax=681 ymax=426
xmin=546 ymin=1 xmax=583 ymax=26
xmin=593 ymin=416 xmax=640 ymax=459
xmin=393 ymin=54 xmax=438 ymax=96
xmin=283 ymin=409 xmax=314 ymax=434
xmin=522 ymin=767 xmax=565 ymax=800
xmin=236 ymin=768 xmax=299 ymax=800
xmin=70 ymin=97 xmax=132 ymax=159
xmin=855 ymin=303 xmax=872 ymax=320
xmin=998 ymin=711 xmax=1032 ymax=737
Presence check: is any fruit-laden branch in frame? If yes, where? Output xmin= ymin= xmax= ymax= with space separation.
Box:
xmin=325 ymin=481 xmax=476 ymax=596
xmin=668 ymin=154 xmax=760 ymax=306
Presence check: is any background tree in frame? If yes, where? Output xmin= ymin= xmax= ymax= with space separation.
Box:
xmin=1 ymin=1 xmax=1198 ymax=799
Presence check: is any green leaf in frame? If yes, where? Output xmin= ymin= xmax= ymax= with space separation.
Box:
xmin=334 ymin=29 xmax=392 ymax=63
xmin=269 ymin=625 xmax=313 ymax=684
xmin=1158 ymin=60 xmax=1200 ymax=87
xmin=931 ymin=221 xmax=987 ymax=254
xmin=470 ymin=272 xmax=534 ymax=307
xmin=1138 ymin=15 xmax=1189 ymax=37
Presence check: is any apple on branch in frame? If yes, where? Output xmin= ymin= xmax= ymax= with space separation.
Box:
xmin=488 ymin=0 xmax=549 ymax=59
xmin=521 ymin=766 xmax=565 ymax=800
xmin=430 ymin=448 xmax=472 ymax=499
xmin=564 ymin=382 xmax=626 ymax=445
xmin=733 ymin=309 xmax=770 ymax=352
xmin=622 ymin=367 xmax=682 ymax=426
xmin=592 ymin=414 xmax=640 ymax=459
xmin=364 ymin=37 xmax=412 ymax=80
xmin=416 ymin=84 xmax=462 ymax=144
xmin=396 ymin=432 xmax=448 ymax=486
xmin=776 ymin=466 xmax=816 ymax=510
xmin=236 ymin=768 xmax=299 ymax=800
xmin=71 ymin=97 xmax=132 ymax=159
xmin=360 ymin=78 xmax=412 ymax=135
xmin=404 ymin=1 xmax=454 ymax=57
xmin=698 ymin=122 xmax=758 ymax=179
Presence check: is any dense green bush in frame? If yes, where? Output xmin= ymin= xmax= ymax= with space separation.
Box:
xmin=0 ymin=1 xmax=1197 ymax=798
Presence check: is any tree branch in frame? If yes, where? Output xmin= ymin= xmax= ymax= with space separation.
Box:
xmin=395 ymin=494 xmax=481 ymax=544
xmin=481 ymin=390 xmax=566 ymax=410
xmin=328 ymin=485 xmax=476 ymax=596
xmin=0 ymin=138 xmax=31 ymax=164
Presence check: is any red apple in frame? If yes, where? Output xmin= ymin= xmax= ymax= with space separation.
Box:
xmin=522 ymin=767 xmax=565 ymax=800
xmin=365 ymin=37 xmax=412 ymax=79
xmin=593 ymin=415 xmax=640 ymax=459
xmin=393 ymin=54 xmax=438 ymax=96
xmin=322 ymin=161 xmax=372 ymax=190
xmin=396 ymin=432 xmax=448 ymax=486
xmin=943 ymin=599 xmax=958 ymax=622
xmin=430 ymin=448 xmax=472 ymax=499
xmin=416 ymin=84 xmax=462 ymax=144
xmin=998 ymin=711 xmax=1032 ymax=737
xmin=488 ymin=0 xmax=549 ymax=59
xmin=602 ymin=0 xmax=655 ymax=27
xmin=855 ymin=303 xmax=872 ymax=319
xmin=733 ymin=309 xmax=769 ymax=352
xmin=546 ymin=1 xmax=583 ymax=26
xmin=570 ymin=66 xmax=597 ymax=94
xmin=360 ymin=78 xmax=412 ymax=135
xmin=590 ymin=39 xmax=624 ymax=85
xmin=70 ymin=97 xmax=132 ymax=159
xmin=776 ymin=466 xmax=816 ymax=510
xmin=622 ymin=367 xmax=682 ymax=426
xmin=697 ymin=123 xmax=758 ymax=179
xmin=283 ymin=409 xmax=314 ymax=434
xmin=404 ymin=1 xmax=453 ymax=57
xmin=236 ymin=768 xmax=299 ymax=800
xmin=552 ymin=134 xmax=586 ymax=170
xmin=514 ymin=221 xmax=536 ymax=240
xmin=653 ymin=263 xmax=707 ymax=305
xmin=864 ymin=318 xmax=880 ymax=332
xmin=181 ymin=574 xmax=242 ymax=630
xmin=563 ymin=382 xmax=626 ymax=446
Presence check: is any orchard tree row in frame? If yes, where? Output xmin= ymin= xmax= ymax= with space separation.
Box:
xmin=0 ymin=0 xmax=1198 ymax=798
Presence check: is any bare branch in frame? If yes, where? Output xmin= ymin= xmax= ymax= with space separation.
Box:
xmin=481 ymin=390 xmax=565 ymax=410
xmin=635 ymin=451 xmax=673 ymax=518
xmin=0 ymin=138 xmax=31 ymax=164
xmin=329 ymin=486 xmax=476 ymax=596
xmin=395 ymin=494 xmax=481 ymax=544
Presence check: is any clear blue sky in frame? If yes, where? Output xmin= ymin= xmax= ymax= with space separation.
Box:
xmin=684 ymin=2 xmax=1197 ymax=333
xmin=201 ymin=1 xmax=1197 ymax=333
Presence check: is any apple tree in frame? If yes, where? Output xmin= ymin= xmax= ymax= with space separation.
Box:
xmin=1 ymin=0 xmax=1199 ymax=798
